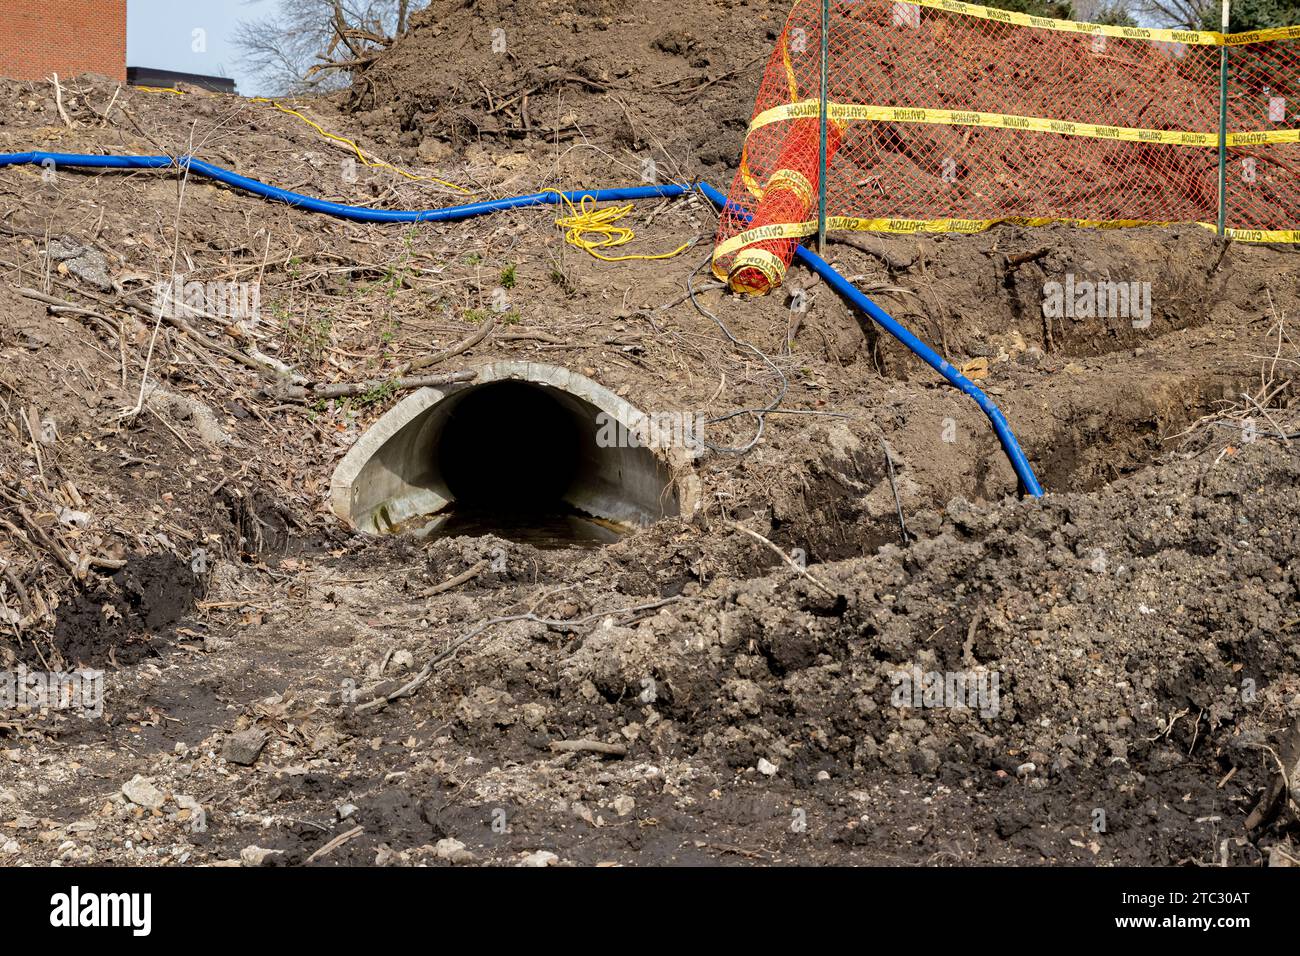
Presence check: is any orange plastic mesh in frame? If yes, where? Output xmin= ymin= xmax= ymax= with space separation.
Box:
xmin=712 ymin=1 xmax=1300 ymax=292
xmin=1226 ymin=32 xmax=1300 ymax=237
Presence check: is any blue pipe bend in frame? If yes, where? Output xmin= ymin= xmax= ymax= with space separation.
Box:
xmin=796 ymin=243 xmax=1043 ymax=497
xmin=0 ymin=151 xmax=1041 ymax=496
xmin=695 ymin=182 xmax=1042 ymax=497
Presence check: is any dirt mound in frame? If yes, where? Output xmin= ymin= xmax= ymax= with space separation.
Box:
xmin=349 ymin=0 xmax=793 ymax=181
xmin=0 ymin=38 xmax=1297 ymax=867
xmin=388 ymin=435 xmax=1300 ymax=864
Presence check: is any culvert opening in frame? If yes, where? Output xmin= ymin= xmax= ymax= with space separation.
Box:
xmin=438 ymin=382 xmax=579 ymax=512
xmin=330 ymin=363 xmax=688 ymax=547
xmin=433 ymin=381 xmax=612 ymax=547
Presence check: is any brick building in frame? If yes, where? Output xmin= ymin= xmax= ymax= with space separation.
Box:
xmin=0 ymin=0 xmax=128 ymax=83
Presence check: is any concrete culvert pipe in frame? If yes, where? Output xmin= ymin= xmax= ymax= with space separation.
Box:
xmin=329 ymin=362 xmax=696 ymax=536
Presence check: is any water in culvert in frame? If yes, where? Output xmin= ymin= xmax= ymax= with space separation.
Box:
xmin=396 ymin=505 xmax=628 ymax=549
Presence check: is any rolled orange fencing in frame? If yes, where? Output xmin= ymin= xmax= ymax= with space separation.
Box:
xmin=728 ymin=116 xmax=844 ymax=294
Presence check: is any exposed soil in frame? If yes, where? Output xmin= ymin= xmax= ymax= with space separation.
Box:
xmin=0 ymin=2 xmax=1297 ymax=867
xmin=349 ymin=0 xmax=796 ymax=183
xmin=50 ymin=553 xmax=203 ymax=669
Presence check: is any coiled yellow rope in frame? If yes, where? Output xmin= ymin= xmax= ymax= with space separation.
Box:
xmin=543 ymin=189 xmax=692 ymax=262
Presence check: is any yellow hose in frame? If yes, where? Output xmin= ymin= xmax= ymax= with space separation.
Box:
xmin=135 ymin=85 xmax=466 ymax=193
xmin=250 ymin=98 xmax=467 ymax=193
xmin=134 ymin=88 xmax=689 ymax=263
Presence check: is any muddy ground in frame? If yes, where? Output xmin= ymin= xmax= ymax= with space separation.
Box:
xmin=1 ymin=2 xmax=1298 ymax=866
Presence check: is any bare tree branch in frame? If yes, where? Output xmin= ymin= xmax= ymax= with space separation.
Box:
xmin=233 ymin=0 xmax=425 ymax=95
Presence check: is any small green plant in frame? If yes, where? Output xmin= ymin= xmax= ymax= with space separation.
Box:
xmin=290 ymin=314 xmax=332 ymax=360
xmin=276 ymin=295 xmax=333 ymax=362
xmin=548 ymin=263 xmax=576 ymax=296
xmin=499 ymin=263 xmax=517 ymax=289
xmin=338 ymin=379 xmax=399 ymax=413
xmin=355 ymin=379 xmax=399 ymax=407
xmin=463 ymin=307 xmax=489 ymax=324
xmin=354 ymin=230 xmax=418 ymax=301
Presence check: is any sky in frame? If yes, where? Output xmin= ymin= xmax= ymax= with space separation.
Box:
xmin=126 ymin=0 xmax=278 ymax=97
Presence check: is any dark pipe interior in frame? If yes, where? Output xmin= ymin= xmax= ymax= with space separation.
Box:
xmin=437 ymin=381 xmax=581 ymax=513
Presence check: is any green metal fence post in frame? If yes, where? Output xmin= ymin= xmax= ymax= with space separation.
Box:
xmin=817 ymin=0 xmax=830 ymax=252
xmin=1217 ymin=0 xmax=1231 ymax=238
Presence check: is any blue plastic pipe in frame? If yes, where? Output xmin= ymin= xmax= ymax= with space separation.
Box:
xmin=0 ymin=152 xmax=690 ymax=223
xmin=0 ymin=151 xmax=1041 ymax=495
xmin=797 ymin=243 xmax=1043 ymax=497
xmin=695 ymin=182 xmax=1042 ymax=497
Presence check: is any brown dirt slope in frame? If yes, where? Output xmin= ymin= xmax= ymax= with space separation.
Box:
xmin=348 ymin=0 xmax=792 ymax=182
xmin=0 ymin=5 xmax=1296 ymax=866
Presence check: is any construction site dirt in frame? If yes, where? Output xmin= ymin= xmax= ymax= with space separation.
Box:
xmin=0 ymin=0 xmax=1297 ymax=868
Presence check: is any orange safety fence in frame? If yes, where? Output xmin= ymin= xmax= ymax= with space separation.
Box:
xmin=713 ymin=0 xmax=1300 ymax=294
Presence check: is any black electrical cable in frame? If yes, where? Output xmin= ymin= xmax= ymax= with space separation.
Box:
xmin=686 ymin=255 xmax=789 ymax=455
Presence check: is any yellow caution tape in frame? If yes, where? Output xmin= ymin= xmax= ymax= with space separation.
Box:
xmin=898 ymin=0 xmax=1298 ymax=46
xmin=1223 ymin=24 xmax=1300 ymax=45
xmin=745 ymin=98 xmax=1299 ymax=149
xmin=829 ymin=215 xmax=1165 ymax=233
xmin=729 ymin=247 xmax=790 ymax=293
xmin=1228 ymin=128 xmax=1300 ymax=146
xmin=739 ymin=29 xmax=804 ymax=202
xmin=717 ymin=1 xmax=1300 ymax=263
xmin=767 ymin=168 xmax=816 ymax=205
xmin=748 ymin=99 xmax=1225 ymax=146
xmin=712 ymin=215 xmax=1299 ymax=269
xmin=781 ymin=26 xmax=800 ymax=102
xmin=712 ymin=219 xmax=816 ymax=266
xmin=897 ymin=0 xmax=1223 ymax=44
xmin=1213 ymin=225 xmax=1300 ymax=241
